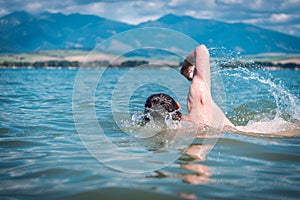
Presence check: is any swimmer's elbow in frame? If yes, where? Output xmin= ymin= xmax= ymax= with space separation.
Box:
xmin=195 ymin=45 xmax=209 ymax=57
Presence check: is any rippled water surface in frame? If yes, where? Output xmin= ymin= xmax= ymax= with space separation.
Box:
xmin=0 ymin=68 xmax=299 ymax=199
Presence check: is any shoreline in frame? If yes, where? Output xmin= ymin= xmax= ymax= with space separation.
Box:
xmin=1 ymin=50 xmax=300 ymax=70
xmin=1 ymin=59 xmax=299 ymax=70
xmin=1 ymin=63 xmax=299 ymax=70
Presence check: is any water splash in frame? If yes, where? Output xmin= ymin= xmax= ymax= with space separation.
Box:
xmin=120 ymin=109 xmax=182 ymax=139
xmin=225 ymin=68 xmax=299 ymax=121
xmin=221 ymin=67 xmax=300 ymax=136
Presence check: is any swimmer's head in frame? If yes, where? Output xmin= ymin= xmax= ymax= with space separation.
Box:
xmin=144 ymin=93 xmax=182 ymax=121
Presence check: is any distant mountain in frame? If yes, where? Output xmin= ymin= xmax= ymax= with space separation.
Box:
xmin=0 ymin=11 xmax=134 ymax=53
xmin=139 ymin=14 xmax=300 ymax=55
xmin=0 ymin=11 xmax=300 ymax=55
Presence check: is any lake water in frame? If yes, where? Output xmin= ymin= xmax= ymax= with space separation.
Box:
xmin=0 ymin=67 xmax=299 ymax=199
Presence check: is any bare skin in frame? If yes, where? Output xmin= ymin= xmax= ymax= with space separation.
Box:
xmin=180 ymin=45 xmax=234 ymax=128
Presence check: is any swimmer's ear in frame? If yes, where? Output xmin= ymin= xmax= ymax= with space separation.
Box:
xmin=176 ymin=102 xmax=181 ymax=110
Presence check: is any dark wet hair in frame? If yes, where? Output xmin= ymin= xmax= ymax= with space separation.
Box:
xmin=144 ymin=93 xmax=182 ymax=121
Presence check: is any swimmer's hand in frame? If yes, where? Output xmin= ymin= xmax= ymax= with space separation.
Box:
xmin=180 ymin=60 xmax=195 ymax=81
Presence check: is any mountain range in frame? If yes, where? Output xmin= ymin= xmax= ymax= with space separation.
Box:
xmin=0 ymin=11 xmax=300 ymax=55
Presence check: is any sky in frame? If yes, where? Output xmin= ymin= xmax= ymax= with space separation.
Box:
xmin=0 ymin=0 xmax=300 ymax=36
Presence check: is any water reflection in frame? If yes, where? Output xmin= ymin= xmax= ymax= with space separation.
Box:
xmin=147 ymin=144 xmax=214 ymax=186
xmin=181 ymin=144 xmax=214 ymax=185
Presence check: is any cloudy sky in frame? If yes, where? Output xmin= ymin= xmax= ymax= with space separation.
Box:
xmin=0 ymin=0 xmax=300 ymax=36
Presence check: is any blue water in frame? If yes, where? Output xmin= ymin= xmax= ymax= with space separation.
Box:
xmin=0 ymin=68 xmax=300 ymax=199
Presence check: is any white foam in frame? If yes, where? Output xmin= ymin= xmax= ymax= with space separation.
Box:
xmin=237 ymin=118 xmax=282 ymax=133
xmin=235 ymin=117 xmax=300 ymax=137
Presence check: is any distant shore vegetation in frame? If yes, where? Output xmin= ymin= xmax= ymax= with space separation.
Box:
xmin=0 ymin=60 xmax=153 ymax=68
xmin=0 ymin=50 xmax=299 ymax=70
xmin=0 ymin=59 xmax=299 ymax=70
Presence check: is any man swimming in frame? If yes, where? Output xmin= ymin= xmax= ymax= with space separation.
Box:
xmin=145 ymin=44 xmax=234 ymax=129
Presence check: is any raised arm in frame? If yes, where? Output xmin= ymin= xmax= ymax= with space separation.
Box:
xmin=194 ymin=45 xmax=211 ymax=91
xmin=184 ymin=45 xmax=234 ymax=128
xmin=186 ymin=45 xmax=212 ymax=124
xmin=193 ymin=45 xmax=234 ymax=127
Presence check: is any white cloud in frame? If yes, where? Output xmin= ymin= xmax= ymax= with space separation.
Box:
xmin=25 ymin=2 xmax=43 ymax=12
xmin=0 ymin=8 xmax=9 ymax=16
xmin=0 ymin=0 xmax=299 ymax=36
xmin=217 ymin=0 xmax=243 ymax=4
xmin=248 ymin=0 xmax=263 ymax=10
xmin=282 ymin=0 xmax=300 ymax=8
xmin=168 ymin=0 xmax=212 ymax=7
xmin=269 ymin=14 xmax=290 ymax=23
